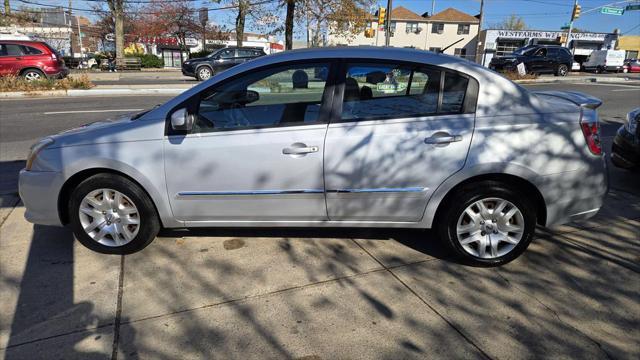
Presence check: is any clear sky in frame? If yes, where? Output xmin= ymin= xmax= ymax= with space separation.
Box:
xmin=26 ymin=0 xmax=640 ymax=35
xmin=389 ymin=0 xmax=640 ymax=34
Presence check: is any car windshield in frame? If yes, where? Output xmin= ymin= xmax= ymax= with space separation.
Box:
xmin=512 ymin=45 xmax=537 ymax=56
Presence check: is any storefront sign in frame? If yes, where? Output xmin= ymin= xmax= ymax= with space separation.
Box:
xmin=495 ymin=30 xmax=606 ymax=41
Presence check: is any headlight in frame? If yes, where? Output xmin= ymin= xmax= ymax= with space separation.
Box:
xmin=25 ymin=138 xmax=54 ymax=171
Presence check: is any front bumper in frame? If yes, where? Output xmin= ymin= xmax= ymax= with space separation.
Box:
xmin=181 ymin=64 xmax=196 ymax=77
xmin=489 ymin=62 xmax=517 ymax=72
xmin=18 ymin=169 xmax=64 ymax=226
xmin=611 ymin=126 xmax=640 ymax=169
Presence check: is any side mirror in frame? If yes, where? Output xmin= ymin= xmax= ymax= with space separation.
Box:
xmin=170 ymin=108 xmax=194 ymax=131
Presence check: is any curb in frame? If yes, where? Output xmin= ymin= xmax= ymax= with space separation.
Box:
xmin=0 ymin=88 xmax=189 ymax=98
xmin=515 ymin=76 xmax=640 ymax=84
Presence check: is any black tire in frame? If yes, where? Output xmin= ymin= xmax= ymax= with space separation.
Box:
xmin=437 ymin=181 xmax=537 ymax=267
xmin=69 ymin=173 xmax=160 ymax=254
xmin=195 ymin=66 xmax=213 ymax=81
xmin=22 ymin=68 xmax=45 ymax=81
xmin=556 ymin=64 xmax=569 ymax=77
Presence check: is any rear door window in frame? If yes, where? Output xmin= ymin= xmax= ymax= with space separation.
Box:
xmin=2 ymin=44 xmax=24 ymax=56
xmin=339 ymin=62 xmax=475 ymax=121
xmin=341 ymin=63 xmax=441 ymax=121
xmin=237 ymin=49 xmax=254 ymax=57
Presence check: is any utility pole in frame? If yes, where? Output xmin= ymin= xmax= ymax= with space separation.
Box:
xmin=384 ymin=0 xmax=393 ymax=46
xmin=68 ymin=0 xmax=73 ymax=57
xmin=566 ymin=0 xmax=579 ymax=48
xmin=431 ymin=0 xmax=435 ymax=16
xmin=77 ymin=15 xmax=83 ymax=58
xmin=474 ymin=0 xmax=484 ymax=63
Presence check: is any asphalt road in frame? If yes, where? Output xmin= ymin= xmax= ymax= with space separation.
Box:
xmin=0 ymin=95 xmax=173 ymax=162
xmin=1 ymin=82 xmax=638 ymax=162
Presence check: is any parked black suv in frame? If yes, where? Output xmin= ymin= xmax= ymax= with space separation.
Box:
xmin=182 ymin=46 xmax=266 ymax=81
xmin=489 ymin=45 xmax=573 ymax=76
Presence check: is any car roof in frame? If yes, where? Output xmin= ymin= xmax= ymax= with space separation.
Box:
xmin=0 ymin=39 xmax=45 ymax=44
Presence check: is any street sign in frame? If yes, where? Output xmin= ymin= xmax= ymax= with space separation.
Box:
xmin=626 ymin=4 xmax=640 ymax=11
xmin=600 ymin=6 xmax=625 ymax=15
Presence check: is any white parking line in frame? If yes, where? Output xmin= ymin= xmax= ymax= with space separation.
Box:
xmin=611 ymin=88 xmax=640 ymax=92
xmin=43 ymin=109 xmax=144 ymax=115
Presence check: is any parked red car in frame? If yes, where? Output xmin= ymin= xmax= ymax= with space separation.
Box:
xmin=0 ymin=40 xmax=68 ymax=80
xmin=622 ymin=60 xmax=640 ymax=73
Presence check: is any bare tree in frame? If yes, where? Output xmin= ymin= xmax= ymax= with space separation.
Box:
xmin=106 ymin=0 xmax=125 ymax=61
xmin=304 ymin=0 xmax=372 ymax=47
xmin=491 ymin=14 xmax=527 ymax=30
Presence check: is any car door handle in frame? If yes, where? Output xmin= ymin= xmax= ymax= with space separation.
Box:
xmin=424 ymin=135 xmax=462 ymax=144
xmin=282 ymin=146 xmax=319 ymax=155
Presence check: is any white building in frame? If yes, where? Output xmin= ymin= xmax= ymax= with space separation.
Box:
xmin=328 ymin=7 xmax=480 ymax=60
xmin=478 ymin=29 xmax=619 ymax=66
xmin=0 ymin=25 xmax=72 ymax=55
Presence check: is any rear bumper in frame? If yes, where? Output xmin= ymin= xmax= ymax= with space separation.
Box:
xmin=46 ymin=67 xmax=69 ymax=79
xmin=541 ymin=155 xmax=608 ymax=227
xmin=19 ymin=169 xmax=64 ymax=226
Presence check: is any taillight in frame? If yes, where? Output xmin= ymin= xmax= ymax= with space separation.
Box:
xmin=580 ymin=117 xmax=602 ymax=155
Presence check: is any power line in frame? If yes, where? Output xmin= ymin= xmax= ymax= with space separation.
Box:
xmin=15 ymin=0 xmax=278 ymax=15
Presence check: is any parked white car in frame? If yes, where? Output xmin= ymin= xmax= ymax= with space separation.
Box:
xmin=19 ymin=47 xmax=608 ymax=266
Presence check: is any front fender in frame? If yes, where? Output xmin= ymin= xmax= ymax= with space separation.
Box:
xmin=52 ymin=142 xmax=183 ymax=228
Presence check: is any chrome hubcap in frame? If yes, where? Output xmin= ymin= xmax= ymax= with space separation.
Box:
xmin=560 ymin=66 xmax=567 ymax=76
xmin=456 ymin=197 xmax=525 ymax=259
xmin=24 ymin=72 xmax=41 ymax=81
xmin=199 ymin=68 xmax=211 ymax=79
xmin=78 ymin=188 xmax=140 ymax=247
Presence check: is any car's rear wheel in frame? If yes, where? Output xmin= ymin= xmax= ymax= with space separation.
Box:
xmin=556 ymin=64 xmax=568 ymax=76
xmin=22 ymin=69 xmax=45 ymax=81
xmin=69 ymin=174 xmax=160 ymax=254
xmin=437 ymin=181 xmax=536 ymax=266
xmin=196 ymin=66 xmax=213 ymax=81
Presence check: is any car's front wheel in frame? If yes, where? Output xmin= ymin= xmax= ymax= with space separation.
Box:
xmin=437 ymin=181 xmax=536 ymax=266
xmin=556 ymin=64 xmax=569 ymax=76
xmin=196 ymin=66 xmax=213 ymax=81
xmin=69 ymin=174 xmax=160 ymax=254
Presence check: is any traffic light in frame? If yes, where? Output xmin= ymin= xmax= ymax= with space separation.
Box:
xmin=572 ymin=4 xmax=581 ymax=20
xmin=378 ymin=7 xmax=386 ymax=27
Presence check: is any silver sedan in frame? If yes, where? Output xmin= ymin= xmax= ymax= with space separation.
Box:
xmin=19 ymin=47 xmax=608 ymax=266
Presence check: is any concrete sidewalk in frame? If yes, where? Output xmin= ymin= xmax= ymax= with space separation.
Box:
xmin=1 ymin=185 xmax=638 ymax=359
